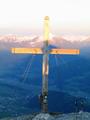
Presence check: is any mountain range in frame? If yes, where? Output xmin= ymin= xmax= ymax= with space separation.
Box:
xmin=0 ymin=35 xmax=90 ymax=49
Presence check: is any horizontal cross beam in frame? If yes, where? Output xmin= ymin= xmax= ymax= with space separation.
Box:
xmin=11 ymin=48 xmax=80 ymax=55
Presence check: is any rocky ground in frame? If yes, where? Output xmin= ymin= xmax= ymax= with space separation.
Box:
xmin=1 ymin=111 xmax=90 ymax=120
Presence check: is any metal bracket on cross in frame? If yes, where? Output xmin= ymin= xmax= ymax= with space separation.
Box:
xmin=11 ymin=16 xmax=80 ymax=113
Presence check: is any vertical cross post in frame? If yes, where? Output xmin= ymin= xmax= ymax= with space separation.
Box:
xmin=42 ymin=16 xmax=49 ymax=112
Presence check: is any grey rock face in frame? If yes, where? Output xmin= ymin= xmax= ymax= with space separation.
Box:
xmin=32 ymin=113 xmax=54 ymax=120
xmin=1 ymin=112 xmax=90 ymax=120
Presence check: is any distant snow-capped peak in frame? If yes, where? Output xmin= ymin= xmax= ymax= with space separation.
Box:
xmin=63 ymin=35 xmax=89 ymax=42
xmin=0 ymin=34 xmax=38 ymax=42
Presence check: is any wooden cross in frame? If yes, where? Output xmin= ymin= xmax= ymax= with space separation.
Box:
xmin=11 ymin=16 xmax=80 ymax=113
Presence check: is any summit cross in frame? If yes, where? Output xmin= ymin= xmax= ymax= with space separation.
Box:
xmin=11 ymin=16 xmax=80 ymax=112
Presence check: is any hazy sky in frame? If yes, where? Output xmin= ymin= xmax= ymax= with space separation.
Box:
xmin=0 ymin=0 xmax=90 ymax=35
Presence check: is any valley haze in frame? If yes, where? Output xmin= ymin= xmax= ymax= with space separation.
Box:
xmin=0 ymin=34 xmax=90 ymax=118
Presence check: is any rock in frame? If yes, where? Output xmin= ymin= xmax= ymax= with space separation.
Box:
xmin=1 ymin=112 xmax=90 ymax=120
xmin=32 ymin=113 xmax=54 ymax=120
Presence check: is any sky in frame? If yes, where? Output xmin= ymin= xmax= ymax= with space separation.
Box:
xmin=0 ymin=0 xmax=90 ymax=36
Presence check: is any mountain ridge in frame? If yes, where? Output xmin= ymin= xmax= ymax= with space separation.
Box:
xmin=0 ymin=35 xmax=90 ymax=49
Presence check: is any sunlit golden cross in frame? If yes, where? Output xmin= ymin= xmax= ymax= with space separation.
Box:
xmin=11 ymin=16 xmax=80 ymax=113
